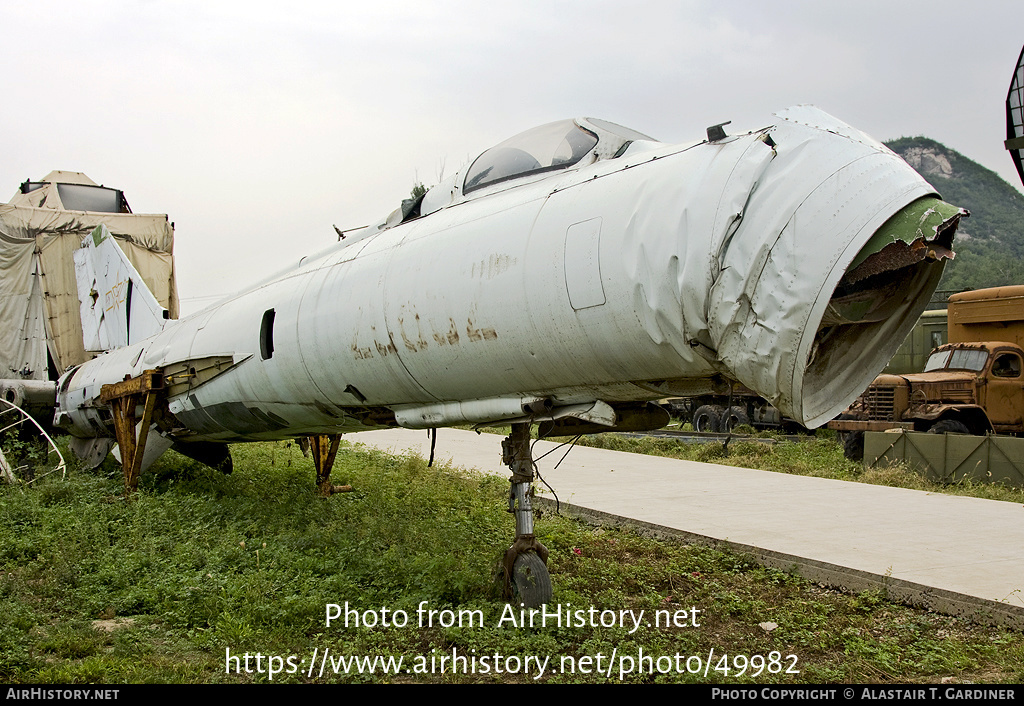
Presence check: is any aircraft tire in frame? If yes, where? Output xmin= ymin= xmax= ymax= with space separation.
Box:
xmin=511 ymin=551 xmax=552 ymax=607
xmin=692 ymin=405 xmax=721 ymax=433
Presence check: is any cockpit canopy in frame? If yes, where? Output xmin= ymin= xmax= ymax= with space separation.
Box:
xmin=463 ymin=119 xmax=599 ymax=194
xmin=424 ymin=118 xmax=658 ymax=216
xmin=369 ymin=118 xmax=662 ymax=234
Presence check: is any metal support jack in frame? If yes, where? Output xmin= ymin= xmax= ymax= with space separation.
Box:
xmin=99 ymin=369 xmax=163 ymax=497
xmin=305 ymin=433 xmax=353 ymax=496
xmin=501 ymin=422 xmax=552 ymax=606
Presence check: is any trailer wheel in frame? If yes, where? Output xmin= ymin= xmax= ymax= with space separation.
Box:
xmin=692 ymin=405 xmax=721 ymax=433
xmin=722 ymin=406 xmax=750 ymax=432
xmin=842 ymin=431 xmax=865 ymax=462
xmin=928 ymin=419 xmax=970 ymax=435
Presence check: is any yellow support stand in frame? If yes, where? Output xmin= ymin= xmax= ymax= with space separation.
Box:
xmin=99 ymin=370 xmax=163 ymax=497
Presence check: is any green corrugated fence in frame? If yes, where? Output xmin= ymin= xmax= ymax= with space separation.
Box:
xmin=865 ymin=430 xmax=1024 ymax=487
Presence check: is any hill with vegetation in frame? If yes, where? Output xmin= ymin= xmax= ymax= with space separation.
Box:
xmin=885 ymin=137 xmax=1024 ymax=294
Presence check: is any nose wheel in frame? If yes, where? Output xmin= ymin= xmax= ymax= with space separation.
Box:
xmin=500 ymin=423 xmax=552 ymax=606
xmin=509 ymin=550 xmax=552 ymax=606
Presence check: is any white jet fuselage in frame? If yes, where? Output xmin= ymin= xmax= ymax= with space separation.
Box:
xmin=56 ymin=108 xmax=960 ymax=444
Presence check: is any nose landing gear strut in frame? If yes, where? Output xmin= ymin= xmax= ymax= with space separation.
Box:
xmin=500 ymin=423 xmax=552 ymax=607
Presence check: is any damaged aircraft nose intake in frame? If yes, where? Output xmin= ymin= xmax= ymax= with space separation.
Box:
xmin=804 ymin=196 xmax=962 ymax=426
xmin=694 ymin=108 xmax=964 ymax=428
xmin=828 ymin=198 xmax=961 ymax=332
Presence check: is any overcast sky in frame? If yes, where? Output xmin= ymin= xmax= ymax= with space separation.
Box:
xmin=2 ymin=1 xmax=1021 ymax=313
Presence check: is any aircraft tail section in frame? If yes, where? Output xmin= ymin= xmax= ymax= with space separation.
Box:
xmin=74 ymin=224 xmax=170 ymax=352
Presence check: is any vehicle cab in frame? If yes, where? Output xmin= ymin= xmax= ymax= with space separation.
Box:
xmin=922 ymin=342 xmax=1024 ymax=432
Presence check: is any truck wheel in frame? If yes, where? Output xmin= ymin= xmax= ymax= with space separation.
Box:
xmin=842 ymin=431 xmax=865 ymax=462
xmin=722 ymin=406 xmax=750 ymax=432
xmin=928 ymin=419 xmax=970 ymax=435
xmin=692 ymin=405 xmax=721 ymax=433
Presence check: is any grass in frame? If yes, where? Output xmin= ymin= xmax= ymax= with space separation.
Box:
xmin=0 ymin=438 xmax=1022 ymax=683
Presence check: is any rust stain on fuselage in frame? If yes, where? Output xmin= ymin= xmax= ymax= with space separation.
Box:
xmin=432 ymin=318 xmax=461 ymax=346
xmin=470 ymin=253 xmax=516 ymax=280
xmin=398 ymin=314 xmax=429 ymax=352
xmin=375 ymin=339 xmax=397 ymax=356
xmin=466 ymin=318 xmax=498 ymax=342
xmin=351 ymin=342 xmax=374 ymax=360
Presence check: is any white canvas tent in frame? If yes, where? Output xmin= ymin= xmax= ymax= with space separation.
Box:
xmin=0 ymin=171 xmax=178 ymax=381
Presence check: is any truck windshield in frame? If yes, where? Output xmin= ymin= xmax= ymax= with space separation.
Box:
xmin=947 ymin=349 xmax=989 ymax=371
xmin=924 ymin=350 xmax=950 ymax=371
xmin=924 ymin=348 xmax=989 ymax=372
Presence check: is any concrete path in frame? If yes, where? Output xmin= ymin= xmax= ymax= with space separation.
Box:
xmin=347 ymin=428 xmax=1024 ymax=627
